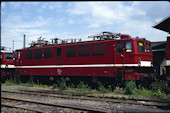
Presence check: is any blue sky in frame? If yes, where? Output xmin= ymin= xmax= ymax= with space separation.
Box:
xmin=1 ymin=1 xmax=170 ymax=50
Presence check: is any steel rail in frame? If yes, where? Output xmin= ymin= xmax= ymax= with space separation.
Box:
xmin=1 ymin=103 xmax=47 ymax=113
xmin=17 ymin=89 xmax=170 ymax=103
xmin=1 ymin=96 xmax=108 ymax=113
xmin=2 ymin=90 xmax=170 ymax=108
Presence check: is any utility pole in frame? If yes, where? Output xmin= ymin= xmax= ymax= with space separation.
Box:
xmin=13 ymin=40 xmax=14 ymax=52
xmin=23 ymin=34 xmax=26 ymax=49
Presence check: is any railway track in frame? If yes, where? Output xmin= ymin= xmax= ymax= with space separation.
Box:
xmin=2 ymin=96 xmax=107 ymax=113
xmin=18 ymin=89 xmax=170 ymax=104
xmin=1 ymin=103 xmax=46 ymax=113
xmin=2 ymin=89 xmax=170 ymax=109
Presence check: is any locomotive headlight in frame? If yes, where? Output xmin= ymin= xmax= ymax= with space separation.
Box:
xmin=138 ymin=57 xmax=141 ymax=66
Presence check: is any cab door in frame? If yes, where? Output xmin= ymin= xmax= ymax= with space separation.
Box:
xmin=116 ymin=41 xmax=124 ymax=66
xmin=15 ymin=50 xmax=22 ymax=72
xmin=115 ymin=41 xmax=133 ymax=80
xmin=115 ymin=41 xmax=124 ymax=80
xmin=123 ymin=41 xmax=133 ymax=65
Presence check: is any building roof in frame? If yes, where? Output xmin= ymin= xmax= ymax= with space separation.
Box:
xmin=153 ymin=16 xmax=170 ymax=33
xmin=151 ymin=41 xmax=166 ymax=52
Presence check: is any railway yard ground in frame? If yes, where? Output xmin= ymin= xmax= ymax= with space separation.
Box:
xmin=1 ymin=84 xmax=170 ymax=113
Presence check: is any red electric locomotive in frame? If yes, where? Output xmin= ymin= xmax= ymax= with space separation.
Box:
xmin=1 ymin=46 xmax=15 ymax=80
xmin=15 ymin=32 xmax=154 ymax=84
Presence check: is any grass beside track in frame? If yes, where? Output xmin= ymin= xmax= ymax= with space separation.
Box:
xmin=1 ymin=77 xmax=170 ymax=99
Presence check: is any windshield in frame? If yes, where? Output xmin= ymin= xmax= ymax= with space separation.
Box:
xmin=6 ymin=53 xmax=13 ymax=59
xmin=125 ymin=41 xmax=132 ymax=52
xmin=146 ymin=42 xmax=151 ymax=53
xmin=138 ymin=42 xmax=145 ymax=52
xmin=15 ymin=51 xmax=17 ymax=58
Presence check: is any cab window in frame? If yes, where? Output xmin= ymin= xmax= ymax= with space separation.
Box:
xmin=117 ymin=42 xmax=123 ymax=54
xmin=146 ymin=42 xmax=151 ymax=53
xmin=0 ymin=53 xmax=2 ymax=59
xmin=15 ymin=51 xmax=17 ymax=59
xmin=18 ymin=51 xmax=20 ymax=60
xmin=138 ymin=42 xmax=145 ymax=52
xmin=6 ymin=53 xmax=13 ymax=59
xmin=125 ymin=41 xmax=132 ymax=52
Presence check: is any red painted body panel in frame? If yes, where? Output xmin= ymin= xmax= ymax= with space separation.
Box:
xmin=15 ymin=35 xmax=153 ymax=80
xmin=1 ymin=52 xmax=14 ymax=65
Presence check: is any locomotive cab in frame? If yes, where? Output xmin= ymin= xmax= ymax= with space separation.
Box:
xmin=1 ymin=51 xmax=14 ymax=68
xmin=1 ymin=50 xmax=15 ymax=80
xmin=115 ymin=36 xmax=153 ymax=82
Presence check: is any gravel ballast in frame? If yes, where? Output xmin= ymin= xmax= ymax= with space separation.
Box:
xmin=1 ymin=85 xmax=170 ymax=113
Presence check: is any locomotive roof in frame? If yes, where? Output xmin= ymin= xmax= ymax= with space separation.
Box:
xmin=16 ymin=36 xmax=150 ymax=51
